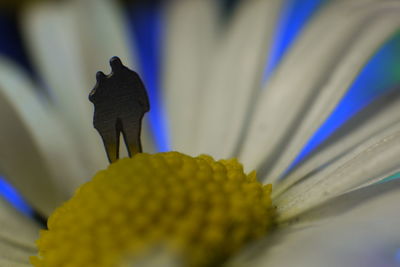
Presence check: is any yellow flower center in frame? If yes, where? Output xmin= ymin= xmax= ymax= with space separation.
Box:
xmin=31 ymin=152 xmax=275 ymax=267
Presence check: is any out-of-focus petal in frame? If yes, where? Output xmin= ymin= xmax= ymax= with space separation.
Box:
xmin=194 ymin=0 xmax=283 ymax=159
xmin=22 ymin=0 xmax=155 ymax=162
xmin=0 ymin=58 xmax=88 ymax=215
xmin=72 ymin=0 xmax=156 ymax=154
xmin=163 ymin=0 xmax=218 ymax=155
xmin=0 ymin=260 xmax=31 ymax=267
xmin=21 ymin=1 xmax=110 ymax=173
xmin=71 ymin=0 xmax=135 ymax=78
xmin=0 ymin=195 xmax=39 ymax=264
xmin=230 ymin=178 xmax=400 ymax=267
xmin=123 ymin=245 xmax=183 ymax=267
xmin=239 ymin=0 xmax=400 ymax=175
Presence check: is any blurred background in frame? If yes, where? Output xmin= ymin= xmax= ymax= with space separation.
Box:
xmin=0 ymin=0 xmax=399 ymax=218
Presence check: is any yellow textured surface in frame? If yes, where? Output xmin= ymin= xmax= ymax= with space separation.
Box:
xmin=31 ymin=152 xmax=275 ymax=267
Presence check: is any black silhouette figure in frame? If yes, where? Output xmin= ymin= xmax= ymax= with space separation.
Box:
xmin=89 ymin=57 xmax=150 ymax=163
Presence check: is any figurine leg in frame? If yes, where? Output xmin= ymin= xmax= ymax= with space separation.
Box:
xmin=121 ymin=117 xmax=142 ymax=157
xmin=94 ymin=120 xmax=120 ymax=163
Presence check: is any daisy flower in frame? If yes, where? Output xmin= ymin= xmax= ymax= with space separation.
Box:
xmin=0 ymin=0 xmax=399 ymax=266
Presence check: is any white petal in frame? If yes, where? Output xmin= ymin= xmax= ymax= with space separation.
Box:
xmin=230 ymin=179 xmax=400 ymax=267
xmin=21 ymin=1 xmax=109 ymax=173
xmin=0 ymin=260 xmax=31 ymax=267
xmin=273 ymin=90 xmax=400 ymax=198
xmin=72 ymin=0 xmax=155 ymax=153
xmin=275 ymin=119 xmax=400 ymax=221
xmin=265 ymin=13 xmax=400 ymax=181
xmin=22 ymin=0 xmax=155 ymax=159
xmin=239 ymin=0 xmax=400 ymax=175
xmin=0 ymin=197 xmax=39 ymax=264
xmin=71 ymin=0 xmax=136 ymax=78
xmin=0 ymin=58 xmax=88 ymax=215
xmin=163 ymin=0 xmax=218 ymax=154
xmin=124 ymin=245 xmax=183 ymax=267
xmin=193 ymin=0 xmax=283 ymax=158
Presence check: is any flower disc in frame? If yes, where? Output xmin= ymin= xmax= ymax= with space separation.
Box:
xmin=31 ymin=152 xmax=275 ymax=267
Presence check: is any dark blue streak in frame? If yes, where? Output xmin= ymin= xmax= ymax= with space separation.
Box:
xmin=0 ymin=11 xmax=32 ymax=73
xmin=264 ymin=0 xmax=327 ymax=81
xmin=127 ymin=3 xmax=170 ymax=152
xmin=291 ymin=32 xmax=400 ymax=168
xmin=0 ymin=177 xmax=33 ymax=217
